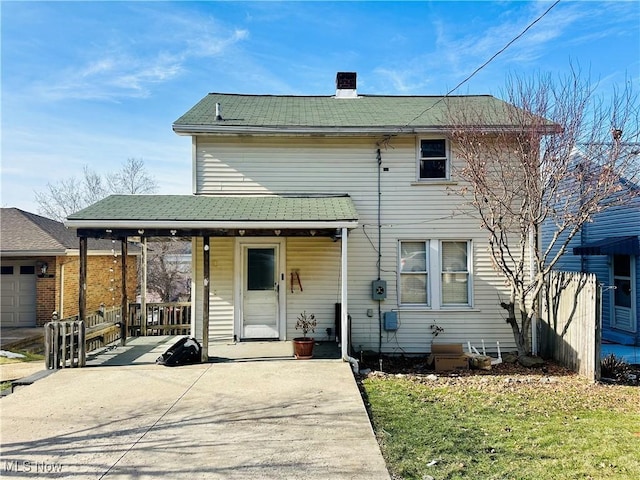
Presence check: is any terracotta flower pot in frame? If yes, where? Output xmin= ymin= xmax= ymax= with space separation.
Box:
xmin=293 ymin=338 xmax=314 ymax=359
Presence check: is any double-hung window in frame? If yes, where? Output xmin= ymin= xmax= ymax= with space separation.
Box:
xmin=441 ymin=241 xmax=470 ymax=305
xmin=418 ymin=139 xmax=449 ymax=180
xmin=399 ymin=240 xmax=471 ymax=308
xmin=399 ymin=241 xmax=429 ymax=305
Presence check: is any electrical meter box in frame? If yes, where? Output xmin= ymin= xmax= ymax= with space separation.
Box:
xmin=383 ymin=311 xmax=398 ymax=331
xmin=372 ymin=280 xmax=387 ymax=300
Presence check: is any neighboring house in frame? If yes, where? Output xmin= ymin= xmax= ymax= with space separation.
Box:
xmin=543 ymin=148 xmax=640 ymax=346
xmin=1 ymin=208 xmax=139 ymax=327
xmin=66 ymin=72 xmax=543 ymax=358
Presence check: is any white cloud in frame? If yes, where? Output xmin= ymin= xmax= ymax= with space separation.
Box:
xmin=36 ymin=52 xmax=184 ymax=101
xmin=26 ymin=7 xmax=250 ymax=102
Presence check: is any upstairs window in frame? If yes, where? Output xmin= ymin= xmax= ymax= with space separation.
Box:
xmin=419 ymin=139 xmax=448 ymax=180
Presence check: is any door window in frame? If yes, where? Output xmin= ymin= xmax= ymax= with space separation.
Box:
xmin=247 ymin=248 xmax=275 ymax=291
xmin=613 ymin=255 xmax=632 ymax=309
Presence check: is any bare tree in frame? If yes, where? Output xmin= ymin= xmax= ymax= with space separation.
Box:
xmin=106 ymin=158 xmax=157 ymax=195
xmin=448 ymin=69 xmax=639 ymax=355
xmin=146 ymin=239 xmax=191 ymax=302
xmin=35 ymin=158 xmax=157 ymax=222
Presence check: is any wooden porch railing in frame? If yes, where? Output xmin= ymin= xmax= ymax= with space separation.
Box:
xmin=128 ymin=302 xmax=192 ymax=337
xmin=44 ymin=320 xmax=86 ymax=369
xmin=45 ymin=303 xmax=192 ymax=368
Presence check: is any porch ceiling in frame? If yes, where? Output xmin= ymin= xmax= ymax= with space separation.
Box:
xmin=64 ymin=194 xmax=359 ymax=238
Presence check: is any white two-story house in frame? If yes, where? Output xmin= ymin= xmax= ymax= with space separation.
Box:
xmin=67 ymin=72 xmax=537 ymax=360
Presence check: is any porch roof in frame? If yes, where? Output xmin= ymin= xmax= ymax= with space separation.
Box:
xmin=65 ymin=194 xmax=359 ymax=233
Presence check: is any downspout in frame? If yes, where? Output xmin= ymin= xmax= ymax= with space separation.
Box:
xmin=141 ymin=238 xmax=147 ymax=336
xmin=59 ymin=261 xmax=65 ymax=318
xmin=341 ymin=226 xmax=359 ymax=373
xmin=377 ymin=148 xmax=383 ymax=358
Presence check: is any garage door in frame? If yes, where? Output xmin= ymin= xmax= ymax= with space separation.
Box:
xmin=1 ymin=262 xmax=37 ymax=327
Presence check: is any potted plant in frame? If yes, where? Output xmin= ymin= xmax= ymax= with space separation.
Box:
xmin=293 ymin=311 xmax=316 ymax=359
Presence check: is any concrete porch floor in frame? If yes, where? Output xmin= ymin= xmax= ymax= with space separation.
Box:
xmin=84 ymin=336 xmax=342 ymax=367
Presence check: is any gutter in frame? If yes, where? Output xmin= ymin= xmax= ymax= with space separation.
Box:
xmin=173 ymin=125 xmax=449 ymax=136
xmin=64 ymin=220 xmax=359 ymax=230
xmin=172 ymin=124 xmax=553 ymax=136
xmin=0 ymin=250 xmax=67 ymax=257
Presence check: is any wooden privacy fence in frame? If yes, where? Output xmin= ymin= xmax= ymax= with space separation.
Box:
xmin=539 ymin=271 xmax=601 ymax=381
xmin=44 ymin=321 xmax=86 ymax=369
xmin=128 ymin=302 xmax=191 ymax=337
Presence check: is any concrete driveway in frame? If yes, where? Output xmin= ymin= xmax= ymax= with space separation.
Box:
xmin=0 ymin=353 xmax=389 ymax=479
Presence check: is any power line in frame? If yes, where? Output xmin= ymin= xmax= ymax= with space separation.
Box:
xmin=406 ymin=0 xmax=561 ymax=126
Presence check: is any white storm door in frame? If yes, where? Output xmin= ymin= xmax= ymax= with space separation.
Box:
xmin=612 ymin=255 xmax=636 ymax=332
xmin=242 ymin=244 xmax=281 ymax=339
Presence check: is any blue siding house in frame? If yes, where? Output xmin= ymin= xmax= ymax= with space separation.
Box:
xmin=544 ymin=148 xmax=640 ymax=347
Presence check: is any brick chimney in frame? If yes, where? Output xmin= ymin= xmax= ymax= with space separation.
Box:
xmin=335 ymin=72 xmax=357 ymax=98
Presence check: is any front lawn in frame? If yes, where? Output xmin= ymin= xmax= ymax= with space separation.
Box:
xmin=0 ymin=350 xmax=44 ymax=364
xmin=362 ymin=364 xmax=639 ymax=480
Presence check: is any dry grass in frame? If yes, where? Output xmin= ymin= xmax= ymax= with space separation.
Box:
xmin=361 ymin=359 xmax=639 ymax=480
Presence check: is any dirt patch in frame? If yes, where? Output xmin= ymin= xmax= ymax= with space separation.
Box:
xmin=358 ymin=353 xmax=639 ymax=387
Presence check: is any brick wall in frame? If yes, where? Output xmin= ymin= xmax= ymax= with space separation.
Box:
xmin=57 ymin=255 xmax=138 ymax=321
xmin=35 ymin=257 xmax=56 ymax=326
xmin=11 ymin=253 xmax=138 ymax=326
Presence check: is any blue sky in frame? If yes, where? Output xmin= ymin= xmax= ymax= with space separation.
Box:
xmin=2 ymin=1 xmax=639 ymax=214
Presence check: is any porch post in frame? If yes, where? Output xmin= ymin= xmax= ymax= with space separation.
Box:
xmin=202 ymin=236 xmax=210 ymax=361
xmin=340 ymin=227 xmax=349 ymax=361
xmin=121 ymin=238 xmax=128 ymax=346
xmin=141 ymin=238 xmax=147 ymax=336
xmin=79 ymin=237 xmax=87 ymax=323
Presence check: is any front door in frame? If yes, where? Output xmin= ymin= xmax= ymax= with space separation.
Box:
xmin=241 ymin=243 xmax=282 ymax=339
xmin=612 ymin=255 xmax=636 ymax=332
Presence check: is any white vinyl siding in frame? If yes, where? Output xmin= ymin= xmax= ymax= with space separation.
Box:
xmin=286 ymin=237 xmax=341 ymax=340
xmin=193 ymin=237 xmax=235 ymax=343
xmin=193 ymin=135 xmax=520 ymax=353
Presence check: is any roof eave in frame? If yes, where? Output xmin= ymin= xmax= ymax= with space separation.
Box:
xmin=65 ymin=219 xmax=359 ymax=230
xmin=0 ymin=249 xmax=67 ymax=257
xmin=172 ymin=125 xmax=443 ymax=136
xmin=0 ymin=248 xmax=138 ymax=256
xmin=173 ymin=124 xmax=559 ymax=136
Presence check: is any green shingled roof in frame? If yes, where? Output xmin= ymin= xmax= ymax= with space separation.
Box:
xmin=173 ymin=94 xmax=543 ymax=133
xmin=66 ymin=194 xmax=358 ymax=225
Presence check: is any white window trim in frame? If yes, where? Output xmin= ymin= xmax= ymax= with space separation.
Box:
xmin=398 ymin=239 xmax=473 ymax=310
xmin=416 ymin=137 xmax=451 ymax=182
